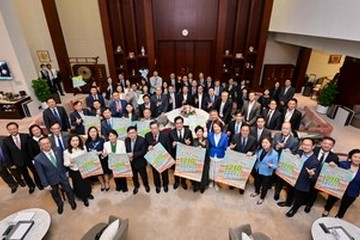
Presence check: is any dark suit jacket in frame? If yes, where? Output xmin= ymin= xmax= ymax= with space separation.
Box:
xmin=272 ymin=133 xmax=299 ymax=154
xmin=189 ymin=86 xmax=198 ymax=96
xmin=101 ymin=119 xmax=113 ymax=140
xmin=168 ymin=79 xmax=181 ymax=93
xmin=262 ymin=109 xmax=282 ymax=130
xmin=166 ymin=93 xmax=180 ymax=111
xmin=69 ymin=109 xmax=91 ymax=135
xmin=109 ymin=99 xmax=127 ymax=118
xmin=215 ymin=99 xmax=232 ymax=124
xmin=278 ymin=86 xmax=295 ymax=104
xmin=105 ymin=84 xmax=115 ymax=100
xmin=191 ymin=93 xmax=207 ymax=110
xmin=213 ymin=85 xmax=223 ymax=96
xmin=282 ymin=109 xmax=302 ymax=130
xmin=204 ymin=82 xmax=214 ymax=93
xmin=242 ymin=101 xmax=261 ymax=126
xmin=124 ymin=112 xmax=138 ymax=121
xmin=313 ymin=147 xmax=340 ymax=166
xmin=43 ymin=106 xmax=70 ymax=131
xmin=2 ymin=134 xmax=34 ymax=167
xmin=145 ymin=131 xmax=172 ymax=154
xmin=270 ymin=87 xmax=281 ymax=103
xmin=168 ymin=128 xmax=193 ymax=159
xmin=204 ymin=95 xmax=219 ymax=111
xmin=250 ymin=127 xmax=271 ymax=144
xmin=34 ymin=148 xmax=69 ymax=187
xmin=86 ymin=94 xmax=105 ymax=108
xmin=295 ymin=152 xmax=321 ymax=192
xmin=48 ymin=132 xmax=70 ymax=151
xmin=178 ymin=93 xmax=192 ymax=106
xmin=138 ymin=103 xmax=155 ymax=118
xmin=231 ymin=134 xmax=257 ymax=154
xmin=150 ymin=94 xmax=169 ymax=117
xmin=125 ymin=136 xmax=148 ymax=169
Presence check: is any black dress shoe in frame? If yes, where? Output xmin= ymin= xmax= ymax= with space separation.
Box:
xmin=239 ymin=189 xmax=244 ymax=195
xmin=105 ymin=187 xmax=110 ymax=192
xmin=133 ymin=188 xmax=139 ymax=195
xmin=274 ymin=193 xmax=280 ymax=201
xmin=200 ymin=188 xmax=205 ymax=194
xmin=193 ymin=186 xmax=199 ymax=193
xmin=70 ymin=202 xmax=77 ymax=210
xmin=123 ymin=188 xmax=128 ymax=192
xmin=145 ymin=186 xmax=150 ymax=193
xmin=57 ymin=205 xmax=64 ymax=214
xmin=88 ymin=194 xmax=94 ymax=200
xmin=286 ymin=208 xmax=297 ymax=217
xmin=182 ymin=183 xmax=188 ymax=190
xmin=304 ymin=206 xmax=311 ymax=213
xmin=156 ymin=187 xmax=161 ymax=194
xmin=11 ymin=187 xmax=18 ymax=194
xmin=163 ymin=186 xmax=169 ymax=193
xmin=277 ymin=201 xmax=291 ymax=207
xmin=18 ymin=181 xmax=26 ymax=187
xmin=29 ymin=187 xmax=35 ymax=194
xmin=37 ymin=185 xmax=44 ymax=190
xmin=84 ymin=201 xmax=89 ymax=207
xmin=101 ymin=188 xmax=105 ymax=192
xmin=173 ymin=182 xmax=179 ymax=190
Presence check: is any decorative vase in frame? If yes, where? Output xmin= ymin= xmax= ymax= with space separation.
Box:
xmin=316 ymin=104 xmax=329 ymax=114
xmin=141 ymin=46 xmax=145 ymax=56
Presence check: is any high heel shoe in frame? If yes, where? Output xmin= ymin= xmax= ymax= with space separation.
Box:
xmin=101 ymin=188 xmax=105 ymax=192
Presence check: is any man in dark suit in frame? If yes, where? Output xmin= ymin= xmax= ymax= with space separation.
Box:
xmin=278 ymin=79 xmax=295 ymax=109
xmin=213 ymin=79 xmax=223 ymax=97
xmin=206 ymin=109 xmax=225 ymax=133
xmin=86 ymin=86 xmax=105 ymax=108
xmin=166 ymin=85 xmax=180 ymax=112
xmin=204 ymin=87 xmax=218 ymax=111
xmin=189 ymin=79 xmax=198 ymax=97
xmin=89 ymin=100 xmax=104 ymax=118
xmin=204 ymin=76 xmax=214 ymax=93
xmin=109 ymin=91 xmax=127 ymax=118
xmin=242 ymin=92 xmax=261 ymax=126
xmin=262 ymin=99 xmax=282 ymax=130
xmin=169 ymin=116 xmax=193 ymax=190
xmin=305 ymin=136 xmax=340 ymax=213
xmin=279 ymin=138 xmax=321 ymax=217
xmin=191 ymin=85 xmax=206 ymax=110
xmin=151 ymin=87 xmax=169 ymax=117
xmin=0 ymin=144 xmax=22 ymax=193
xmin=168 ymin=73 xmax=180 ymax=93
xmin=138 ymin=94 xmax=155 ymax=118
xmin=145 ymin=121 xmax=171 ymax=193
xmin=273 ymin=122 xmax=299 ymax=201
xmin=48 ymin=122 xmax=70 ymax=152
xmin=282 ymin=98 xmax=302 ymax=131
xmin=100 ymin=108 xmax=114 ymax=140
xmin=226 ymin=110 xmax=244 ymax=140
xmin=43 ymin=97 xmax=70 ymax=132
xmin=178 ymin=85 xmax=192 ymax=106
xmin=3 ymin=122 xmax=43 ymax=194
xmin=69 ymin=101 xmax=91 ymax=135
xmin=215 ymin=91 xmax=232 ymax=124
xmin=250 ymin=116 xmax=271 ymax=145
xmin=230 ymin=124 xmax=257 ymax=194
xmin=225 ymin=78 xmax=237 ymax=101
xmin=34 ymin=137 xmax=76 ymax=214
xmin=125 ymin=126 xmax=150 ymax=195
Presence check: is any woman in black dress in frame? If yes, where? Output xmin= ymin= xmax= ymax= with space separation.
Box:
xmin=192 ymin=126 xmax=209 ymax=193
xmin=85 ymin=126 xmax=109 ymax=191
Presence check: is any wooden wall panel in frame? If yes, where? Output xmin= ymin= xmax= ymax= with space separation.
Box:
xmin=194 ymin=41 xmax=212 ymax=77
xmin=157 ymin=41 xmax=175 ymax=80
xmin=121 ymin=0 xmax=138 ymax=53
xmin=233 ymin=0 xmax=250 ymax=54
xmin=337 ymin=57 xmax=360 ymax=108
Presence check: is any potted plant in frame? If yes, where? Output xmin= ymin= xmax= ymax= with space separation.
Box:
xmin=316 ymin=81 xmax=339 ymax=114
xmin=32 ymin=77 xmax=51 ymax=109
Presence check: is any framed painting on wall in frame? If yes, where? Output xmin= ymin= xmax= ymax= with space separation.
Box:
xmin=328 ymin=55 xmax=341 ymax=64
xmin=37 ymin=50 xmax=51 ymax=62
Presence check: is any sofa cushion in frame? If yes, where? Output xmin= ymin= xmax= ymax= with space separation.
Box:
xmin=100 ymin=219 xmax=119 ymax=240
xmin=229 ymin=224 xmax=252 ymax=240
xmin=242 ymin=232 xmax=253 ymax=240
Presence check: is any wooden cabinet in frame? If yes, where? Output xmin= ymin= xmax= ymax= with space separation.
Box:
xmin=261 ymin=64 xmax=295 ymax=89
xmin=0 ymin=96 xmax=31 ymax=119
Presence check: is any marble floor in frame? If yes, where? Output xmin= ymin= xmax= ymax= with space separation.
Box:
xmin=0 ymin=94 xmax=359 ymax=240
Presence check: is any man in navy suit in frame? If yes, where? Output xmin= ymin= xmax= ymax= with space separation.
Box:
xmin=43 ymin=97 xmax=70 ymax=132
xmin=204 ymin=76 xmax=214 ymax=93
xmin=278 ymin=138 xmax=321 ymax=217
xmin=250 ymin=116 xmax=271 ymax=145
xmin=304 ymin=136 xmax=339 ymax=213
xmin=109 ymin=91 xmax=127 ymax=118
xmin=3 ymin=122 xmax=43 ymax=194
xmin=86 ymin=86 xmax=105 ymax=108
xmin=213 ymin=79 xmax=223 ymax=97
xmin=48 ymin=122 xmax=70 ymax=152
xmin=166 ymin=85 xmax=180 ymax=112
xmin=138 ymin=94 xmax=155 ymax=118
xmin=215 ymin=91 xmax=232 ymax=124
xmin=262 ymin=99 xmax=282 ymax=130
xmin=101 ymin=108 xmax=114 ymax=140
xmin=282 ymin=98 xmax=302 ymax=131
xmin=178 ymin=85 xmax=192 ymax=106
xmin=191 ymin=85 xmax=206 ymax=110
xmin=145 ymin=121 xmax=171 ymax=193
xmin=278 ymin=79 xmax=295 ymax=109
xmin=69 ymin=101 xmax=91 ymax=135
xmin=226 ymin=110 xmax=244 ymax=140
xmin=150 ymin=87 xmax=169 ymax=117
xmin=34 ymin=137 xmax=76 ymax=214
xmin=204 ymin=87 xmax=218 ymax=111
xmin=125 ymin=126 xmax=150 ymax=195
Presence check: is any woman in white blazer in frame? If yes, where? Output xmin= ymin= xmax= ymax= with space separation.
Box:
xmin=102 ymin=129 xmax=128 ymax=192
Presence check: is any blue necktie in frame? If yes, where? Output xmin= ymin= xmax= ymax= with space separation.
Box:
xmin=53 ymin=108 xmax=61 ymax=122
xmin=57 ymin=135 xmax=64 ymax=151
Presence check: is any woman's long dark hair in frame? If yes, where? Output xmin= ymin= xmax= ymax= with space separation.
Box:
xmin=68 ymin=134 xmax=84 ymax=154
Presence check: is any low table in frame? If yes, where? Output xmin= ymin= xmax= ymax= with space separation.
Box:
xmin=0 ymin=208 xmax=51 ymax=240
xmin=311 ymin=217 xmax=360 ymax=240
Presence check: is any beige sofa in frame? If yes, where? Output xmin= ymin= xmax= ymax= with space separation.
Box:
xmin=229 ymin=224 xmax=271 ymax=240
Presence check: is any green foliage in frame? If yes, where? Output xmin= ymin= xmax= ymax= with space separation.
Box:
xmin=31 ymin=78 xmax=51 ymax=102
xmin=317 ymin=81 xmax=339 ymax=107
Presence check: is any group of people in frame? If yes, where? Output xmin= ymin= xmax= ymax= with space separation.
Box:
xmin=0 ymin=71 xmax=358 ymax=220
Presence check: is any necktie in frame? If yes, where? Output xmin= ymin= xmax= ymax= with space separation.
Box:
xmin=235 ymin=123 xmax=240 ymax=134
xmin=319 ymin=152 xmax=325 ymax=162
xmin=49 ymin=152 xmax=57 ymax=167
xmin=178 ymin=130 xmax=182 ymax=142
xmin=53 ymin=108 xmax=61 ymax=121
xmin=280 ymin=136 xmax=286 ymax=143
xmin=94 ymin=95 xmax=98 ymax=100
xmin=131 ymin=140 xmax=135 ymax=152
xmin=242 ymin=137 xmax=247 ymax=147
xmin=108 ymin=119 xmax=112 ymax=128
xmin=267 ymin=110 xmax=273 ymax=127
xmin=15 ymin=136 xmax=21 ymax=150
xmin=153 ymin=135 xmax=157 ymax=144
xmin=57 ymin=135 xmax=64 ymax=152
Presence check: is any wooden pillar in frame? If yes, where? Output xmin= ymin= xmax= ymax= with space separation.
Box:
xmin=143 ymin=0 xmax=155 ymax=71
xmin=41 ymin=0 xmax=72 ymax=92
xmin=293 ymin=47 xmax=312 ymax=92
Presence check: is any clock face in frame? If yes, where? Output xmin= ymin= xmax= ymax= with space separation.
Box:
xmin=182 ymin=29 xmax=189 ymax=37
